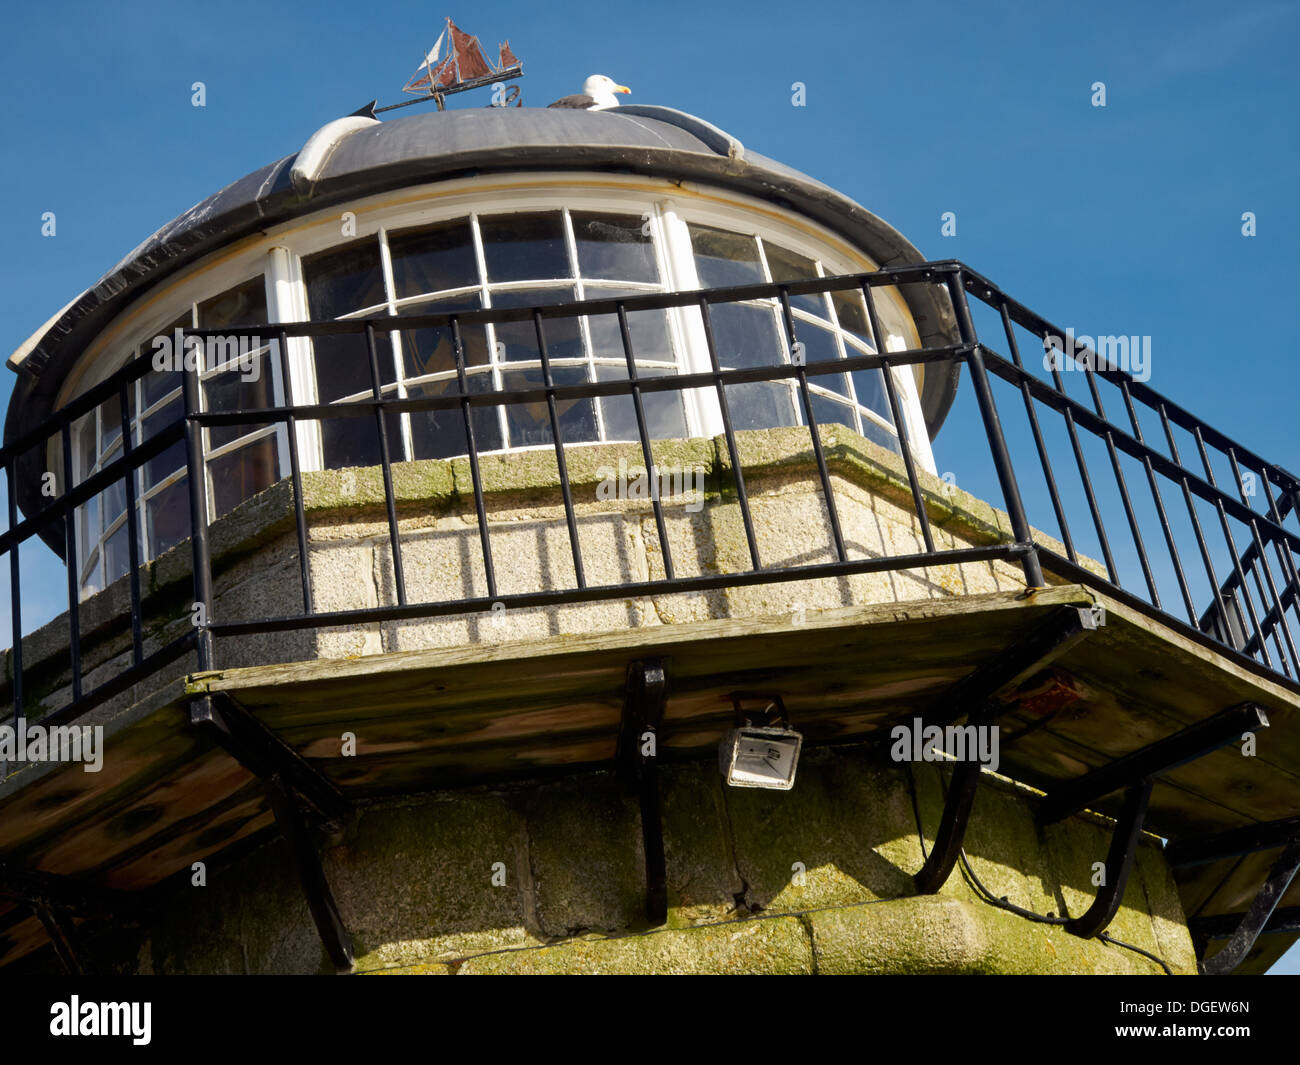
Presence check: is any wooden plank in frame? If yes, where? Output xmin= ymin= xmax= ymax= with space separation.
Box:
xmin=202 ymin=588 xmax=1090 ymax=796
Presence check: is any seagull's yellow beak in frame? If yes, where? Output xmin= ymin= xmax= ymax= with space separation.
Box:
xmin=616 ymin=84 xmax=631 ymax=94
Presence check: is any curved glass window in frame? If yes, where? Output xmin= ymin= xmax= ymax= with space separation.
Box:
xmin=73 ymin=279 xmax=278 ymax=596
xmin=70 ymin=191 xmax=930 ymax=597
xmin=686 ymin=223 xmax=898 ymax=452
xmin=302 ymin=208 xmax=685 ymax=467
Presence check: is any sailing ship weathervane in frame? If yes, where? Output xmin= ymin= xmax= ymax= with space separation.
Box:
xmin=366 ymin=16 xmax=523 ymax=116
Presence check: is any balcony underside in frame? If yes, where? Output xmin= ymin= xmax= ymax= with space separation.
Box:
xmin=0 ymin=582 xmax=1298 ymax=971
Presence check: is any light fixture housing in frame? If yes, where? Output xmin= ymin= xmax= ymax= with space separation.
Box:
xmin=719 ymin=694 xmax=802 ymax=790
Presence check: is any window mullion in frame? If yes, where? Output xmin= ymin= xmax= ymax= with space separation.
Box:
xmin=469 ymin=213 xmax=507 ymax=452
xmin=656 ymin=203 xmax=722 ymax=439
xmin=267 ymin=246 xmax=323 ymax=475
xmin=377 ymin=226 xmax=412 ymax=463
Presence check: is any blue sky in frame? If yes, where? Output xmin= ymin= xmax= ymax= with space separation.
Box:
xmin=1 ymin=0 xmax=1298 ymax=970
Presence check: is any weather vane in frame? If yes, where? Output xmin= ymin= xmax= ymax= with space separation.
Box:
xmin=354 ymin=16 xmax=523 ymax=118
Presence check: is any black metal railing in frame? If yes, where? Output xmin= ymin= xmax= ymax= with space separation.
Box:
xmin=3 ymin=261 xmax=1299 ymax=730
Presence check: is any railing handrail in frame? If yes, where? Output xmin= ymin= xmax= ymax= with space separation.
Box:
xmin=5 ymin=260 xmax=1300 ymax=728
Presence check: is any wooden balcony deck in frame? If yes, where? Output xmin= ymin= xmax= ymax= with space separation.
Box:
xmin=2 ymin=582 xmax=1299 ymax=972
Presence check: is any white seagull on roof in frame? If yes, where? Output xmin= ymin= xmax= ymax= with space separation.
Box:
xmin=548 ymin=74 xmax=631 ymax=110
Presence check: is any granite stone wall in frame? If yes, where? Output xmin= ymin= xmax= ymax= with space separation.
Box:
xmin=125 ymin=744 xmax=1195 ymax=975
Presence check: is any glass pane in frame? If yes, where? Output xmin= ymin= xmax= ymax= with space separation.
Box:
xmin=100 ymin=389 xmax=123 ymax=448
xmin=832 ymin=289 xmax=873 ymax=347
xmin=312 ymin=333 xmax=397 ymax=404
xmin=93 ymin=392 xmax=124 ymax=455
xmin=585 ymin=286 xmax=675 ymax=364
xmin=763 ymin=242 xmax=828 ymax=320
xmin=95 ymin=436 xmax=127 ymax=530
xmin=319 ymin=408 xmax=404 ymax=470
xmin=572 ymin=212 xmax=658 ymax=283
xmin=142 ymin=314 xmax=191 ymax=411
xmin=400 ymin=303 xmax=490 ymax=380
xmin=104 ymin=465 xmax=127 ymax=529
xmin=794 ymin=320 xmax=841 ymax=367
xmin=203 ymin=354 xmax=275 ymax=451
xmin=490 ymin=288 xmax=582 ymax=362
xmin=147 ymin=475 xmax=190 ymax=557
xmin=723 ymin=382 xmax=798 ymax=431
xmin=597 ymin=366 xmax=687 ymax=442
xmin=688 ymin=224 xmax=764 ymax=287
xmin=500 ymin=367 xmax=597 ymax=448
xmin=76 ymin=493 xmax=100 ymax=566
xmin=142 ymin=398 xmax=186 ymax=490
xmin=75 ymin=415 xmax=96 ymax=482
xmin=811 ymin=369 xmax=852 ymax=402
xmin=80 ymin=550 xmax=101 ymax=598
xmin=388 ymin=218 xmax=477 ymax=300
xmin=304 ymin=238 xmax=387 ymax=319
xmin=104 ymin=518 xmax=131 ymax=584
xmin=860 ymin=417 xmax=901 ymax=456
xmin=811 ymin=394 xmax=857 ymax=434
xmin=406 ymin=372 xmax=502 ymax=460
xmin=209 ymin=436 xmax=280 ymax=518
xmin=707 ymin=303 xmax=784 ymax=368
xmin=197 ymin=277 xmax=267 ymax=329
xmin=478 ymin=213 xmax=570 ymax=283
xmin=852 ymin=369 xmax=894 ymax=424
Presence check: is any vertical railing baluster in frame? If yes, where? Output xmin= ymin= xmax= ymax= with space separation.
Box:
xmin=181 ymin=337 xmax=215 ymax=673
xmin=60 ymin=422 xmax=82 ymax=702
xmin=119 ymin=383 xmax=144 ymax=666
xmin=997 ymin=299 xmax=1077 ymax=564
xmin=6 ymin=458 xmax=23 ymax=719
xmin=616 ymin=303 xmax=675 ymax=580
xmin=365 ymin=322 xmax=407 ymax=606
xmin=698 ymin=298 xmax=761 ymax=570
xmin=1044 ymin=331 xmax=1118 ymax=584
xmin=1225 ymin=451 xmax=1296 ymax=673
xmin=946 ymin=274 xmax=1044 ymax=588
xmin=451 ymin=316 xmax=498 ymax=600
xmin=1259 ymin=474 xmax=1300 ymax=652
xmin=862 ymin=282 xmax=934 ymax=553
xmin=1117 ymin=379 xmax=1197 ymax=625
xmin=533 ymin=310 xmax=586 ymax=590
xmin=777 ymin=287 xmax=847 ymax=563
xmin=1191 ymin=426 xmax=1273 ymax=669
xmin=1082 ymin=361 xmax=1159 ymax=606
xmin=1160 ymin=405 xmax=1231 ymax=644
xmin=275 ymin=328 xmax=313 ymax=615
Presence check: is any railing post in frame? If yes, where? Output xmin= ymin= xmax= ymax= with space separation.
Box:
xmin=181 ymin=334 xmax=215 ymax=673
xmin=946 ymin=271 xmax=1044 ymax=588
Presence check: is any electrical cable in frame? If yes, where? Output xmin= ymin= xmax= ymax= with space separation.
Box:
xmin=905 ymin=760 xmax=1173 ymax=975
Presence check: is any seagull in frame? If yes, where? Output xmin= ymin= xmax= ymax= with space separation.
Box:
xmin=548 ymin=74 xmax=631 ymax=111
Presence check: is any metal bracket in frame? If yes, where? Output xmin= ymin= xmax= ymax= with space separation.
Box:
xmin=1174 ymin=818 xmax=1300 ymax=974
xmin=618 ymin=659 xmax=669 ymax=925
xmin=910 ymin=605 xmax=1096 ymax=894
xmin=1037 ymin=703 xmax=1267 ymax=939
xmin=1064 ymin=777 xmax=1153 ymax=939
xmin=1200 ymin=838 xmax=1300 ymax=973
xmin=1038 ymin=703 xmax=1267 ymax=826
xmin=190 ymin=693 xmax=354 ymax=969
xmin=33 ymin=901 xmax=87 ymax=976
xmin=265 ymin=772 xmax=355 ymax=970
xmin=0 ymin=860 xmax=142 ymax=975
xmin=1192 ymin=906 xmax=1300 ymax=942
xmin=915 ymin=705 xmax=993 ymax=895
xmin=191 ymin=693 xmax=349 ymax=826
xmin=1166 ymin=812 xmax=1300 ymax=869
